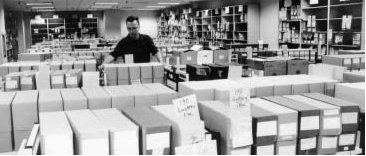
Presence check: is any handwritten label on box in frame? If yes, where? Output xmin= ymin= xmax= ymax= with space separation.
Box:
xmin=173 ymin=94 xmax=200 ymax=120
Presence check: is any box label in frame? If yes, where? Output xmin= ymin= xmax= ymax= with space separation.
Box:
xmin=146 ymin=132 xmax=170 ymax=150
xmin=52 ymin=76 xmax=64 ymax=84
xmin=125 ymin=54 xmax=134 ymax=64
xmin=278 ymin=145 xmax=296 ymax=155
xmin=300 ymin=137 xmax=316 ymax=150
xmin=173 ymin=94 xmax=200 ymax=121
xmin=219 ymin=55 xmax=224 ymax=59
xmin=300 ymin=116 xmax=319 ymax=130
xmin=321 ymin=137 xmax=337 ymax=149
xmin=21 ymin=77 xmax=33 ymax=85
xmin=6 ymin=80 xmax=18 ymax=89
xmin=187 ymin=56 xmax=192 ymax=61
xmin=257 ymin=121 xmax=277 ymax=137
xmin=229 ymin=87 xmax=250 ymax=108
xmin=339 ymin=133 xmax=355 ymax=146
xmin=342 ymin=112 xmax=358 ymax=124
xmin=323 ymin=116 xmax=341 ymax=129
xmin=279 ymin=122 xmax=297 ymax=136
xmin=66 ymin=77 xmax=77 ymax=85
xmin=324 ymin=109 xmax=339 ymax=116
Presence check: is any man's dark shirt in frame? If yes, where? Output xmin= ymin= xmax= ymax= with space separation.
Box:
xmin=110 ymin=34 xmax=158 ymax=63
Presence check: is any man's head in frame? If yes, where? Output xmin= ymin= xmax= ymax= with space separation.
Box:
xmin=126 ymin=16 xmax=140 ymax=39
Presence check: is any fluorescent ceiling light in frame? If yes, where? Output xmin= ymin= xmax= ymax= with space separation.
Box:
xmin=95 ymin=2 xmax=119 ymax=5
xmin=26 ymin=2 xmax=53 ymax=6
xmin=35 ymin=9 xmax=55 ymax=12
xmin=32 ymin=6 xmax=55 ymax=9
xmin=91 ymin=5 xmax=113 ymax=8
xmin=146 ymin=6 xmax=166 ymax=8
xmin=157 ymin=2 xmax=180 ymax=5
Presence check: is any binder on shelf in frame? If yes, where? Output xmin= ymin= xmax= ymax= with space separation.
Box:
xmin=81 ymin=87 xmax=112 ymax=110
xmin=143 ymin=83 xmax=178 ymax=105
xmin=12 ymin=90 xmax=39 ymax=131
xmin=251 ymin=105 xmax=278 ymax=146
xmin=38 ymin=89 xmax=63 ymax=112
xmin=338 ymin=131 xmax=357 ymax=152
xmin=0 ymin=92 xmax=16 ymax=153
xmin=284 ymin=95 xmax=342 ymax=136
xmin=39 ymin=111 xmax=73 ymax=155
xmin=104 ymin=86 xmax=134 ymax=110
xmin=151 ymin=105 xmax=206 ymax=154
xmin=123 ymin=85 xmax=157 ymax=108
xmin=65 ymin=110 xmax=109 ymax=155
xmin=275 ymin=139 xmax=297 ymax=155
xmin=92 ymin=108 xmax=139 ymax=155
xmin=104 ymin=64 xmax=118 ymax=86
xmin=117 ymin=64 xmax=129 ymax=85
xmin=250 ymin=98 xmax=298 ymax=141
xmin=302 ymin=93 xmax=360 ymax=133
xmin=122 ymin=107 xmax=171 ymax=155
xmin=178 ymin=81 xmax=215 ymax=101
xmin=60 ymin=88 xmax=88 ymax=111
xmin=317 ymin=135 xmax=338 ymax=154
xmin=262 ymin=96 xmax=320 ymax=138
xmin=198 ymin=101 xmax=252 ymax=155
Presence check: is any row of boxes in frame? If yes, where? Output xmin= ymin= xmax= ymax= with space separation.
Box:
xmin=248 ymin=57 xmax=309 ymax=76
xmin=167 ymin=50 xmax=230 ymax=65
xmin=103 ymin=63 xmax=164 ymax=86
xmin=0 ymin=83 xmax=178 ymax=152
xmin=322 ymin=54 xmax=365 ymax=70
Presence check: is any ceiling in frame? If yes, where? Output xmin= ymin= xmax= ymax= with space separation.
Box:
xmin=3 ymin=0 xmax=205 ymax=11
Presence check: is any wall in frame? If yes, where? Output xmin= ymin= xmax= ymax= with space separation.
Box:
xmin=259 ymin=0 xmax=279 ymax=49
xmin=103 ymin=10 xmax=122 ymax=39
xmin=0 ymin=1 xmax=5 ymax=64
xmin=120 ymin=10 xmax=159 ymax=38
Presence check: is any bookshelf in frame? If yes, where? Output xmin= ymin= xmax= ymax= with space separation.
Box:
xmin=81 ymin=17 xmax=98 ymax=39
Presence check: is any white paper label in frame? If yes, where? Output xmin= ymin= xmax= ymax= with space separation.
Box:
xmin=229 ymin=87 xmax=250 ymax=108
xmin=21 ymin=77 xmax=32 ymax=85
xmin=152 ymin=148 xmax=164 ymax=155
xmin=52 ymin=76 xmax=64 ymax=84
xmin=310 ymin=0 xmax=319 ymax=4
xmin=278 ymin=145 xmax=296 ymax=155
xmin=279 ymin=122 xmax=297 ymax=136
xmin=225 ymin=7 xmax=230 ymax=14
xmin=125 ymin=54 xmax=134 ymax=64
xmin=300 ymin=137 xmax=316 ymax=150
xmin=339 ymin=134 xmax=356 ymax=146
xmin=321 ymin=137 xmax=337 ymax=149
xmin=146 ymin=132 xmax=170 ymax=150
xmin=324 ymin=109 xmax=339 ymax=116
xmin=66 ymin=77 xmax=77 ymax=85
xmin=187 ymin=56 xmax=192 ymax=61
xmin=344 ymin=59 xmax=351 ymax=65
xmin=130 ymin=79 xmax=141 ymax=85
xmin=257 ymin=121 xmax=277 ymax=137
xmin=219 ymin=55 xmax=224 ymax=59
xmin=342 ymin=112 xmax=358 ymax=124
xmin=353 ymin=58 xmax=360 ymax=64
xmin=238 ymin=5 xmax=243 ymax=12
xmin=228 ymin=65 xmax=242 ymax=80
xmin=173 ymin=95 xmax=200 ymax=121
xmin=6 ymin=80 xmax=17 ymax=89
xmin=323 ymin=116 xmax=341 ymax=129
xmin=300 ymin=116 xmax=319 ymax=130
xmin=256 ymin=144 xmax=275 ymax=155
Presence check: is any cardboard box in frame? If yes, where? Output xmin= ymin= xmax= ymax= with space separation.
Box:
xmin=14 ymin=130 xmax=32 ymax=150
xmin=322 ymin=54 xmax=365 ymax=70
xmin=19 ymin=64 xmax=32 ymax=72
xmin=84 ymin=60 xmax=97 ymax=71
xmin=12 ymin=90 xmax=39 ymax=130
xmin=73 ymin=60 xmax=85 ymax=71
xmin=117 ymin=64 xmax=129 ymax=85
xmin=39 ymin=112 xmax=73 ymax=154
xmin=123 ymin=85 xmax=157 ymax=108
xmin=0 ymin=65 xmax=9 ymax=78
xmin=128 ymin=64 xmax=141 ymax=84
xmin=36 ymin=73 xmax=51 ymax=90
xmin=284 ymin=95 xmax=342 ymax=136
xmin=302 ymin=93 xmax=360 ymax=133
xmin=60 ymin=88 xmax=88 ymax=110
xmin=203 ymin=64 xmax=228 ymax=79
xmin=50 ymin=61 xmax=62 ymax=70
xmin=250 ymin=98 xmax=298 ymax=141
xmin=248 ymin=58 xmax=287 ymax=76
xmin=275 ymin=140 xmax=297 ymax=155
xmin=251 ymin=105 xmax=278 ymax=146
xmin=0 ymin=132 xmax=12 ymax=153
xmin=338 ymin=132 xmax=357 ymax=152
xmin=151 ymin=105 xmax=206 ymax=154
xmin=51 ymin=70 xmax=66 ymax=89
xmin=178 ymin=81 xmax=215 ymax=101
xmin=297 ymin=136 xmax=318 ymax=155
xmin=181 ymin=51 xmax=198 ymax=65
xmin=198 ymin=101 xmax=252 ymax=155
xmin=213 ymin=50 xmax=229 ymax=64
xmin=20 ymin=71 xmax=36 ymax=91
xmin=343 ymin=71 xmax=365 ymax=83
xmin=251 ymin=144 xmax=275 ymax=155
xmin=122 ymin=107 xmax=172 ymax=155
xmin=104 ymin=86 xmax=134 ymax=110
xmin=186 ymin=64 xmax=210 ymax=81
xmin=104 ymin=64 xmax=118 ymax=86
xmin=62 ymin=61 xmax=73 ymax=70
xmin=211 ymin=79 xmax=250 ymax=105
xmin=65 ymin=110 xmax=109 ymax=155
xmin=140 ymin=63 xmax=153 ymax=84
xmin=8 ymin=64 xmax=20 ymax=73
xmin=152 ymin=63 xmax=164 ymax=83
xmin=82 ymin=72 xmax=100 ymax=87
xmin=143 ymin=83 xmax=178 ymax=105
xmin=317 ymin=135 xmax=338 ymax=154
xmin=287 ymin=59 xmax=309 ymax=75
xmin=5 ymin=72 xmax=20 ymax=92
xmin=262 ymin=96 xmax=320 ymax=138
xmin=197 ymin=50 xmax=214 ymax=65
xmin=81 ymin=87 xmax=112 ymax=110
xmin=335 ymin=82 xmax=365 ymax=111
xmin=231 ymin=51 xmax=247 ymax=64
xmin=38 ymin=89 xmax=63 ymax=112
xmin=92 ymin=109 xmax=139 ymax=155
xmin=0 ymin=92 xmax=16 ymax=132
xmin=65 ymin=69 xmax=82 ymax=88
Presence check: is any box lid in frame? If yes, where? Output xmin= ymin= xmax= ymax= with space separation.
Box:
xmin=40 ymin=111 xmax=73 ymax=136
xmin=92 ymin=108 xmax=138 ymax=132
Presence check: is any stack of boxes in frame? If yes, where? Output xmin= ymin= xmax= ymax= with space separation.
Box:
xmin=0 ymin=92 xmax=16 ymax=153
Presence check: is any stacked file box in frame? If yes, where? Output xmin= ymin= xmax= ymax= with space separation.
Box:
xmin=250 ymin=98 xmax=298 ymax=155
xmin=263 ymin=96 xmax=320 ymax=154
xmin=104 ymin=86 xmax=134 ymax=110
xmin=81 ymin=87 xmax=112 ymax=110
xmin=92 ymin=108 xmax=139 ymax=155
xmin=143 ymin=83 xmax=178 ymax=105
xmin=123 ymin=85 xmax=157 ymax=108
xmin=60 ymin=88 xmax=88 ymax=110
xmin=0 ymin=92 xmax=16 ymax=153
xmin=38 ymin=89 xmax=63 ymax=112
xmin=123 ymin=108 xmax=172 ymax=155
xmin=285 ymin=95 xmax=342 ymax=154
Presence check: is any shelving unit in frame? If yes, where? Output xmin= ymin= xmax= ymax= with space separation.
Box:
xmin=81 ymin=17 xmax=98 ymax=39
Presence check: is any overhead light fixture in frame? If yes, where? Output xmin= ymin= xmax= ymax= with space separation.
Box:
xmin=32 ymin=6 xmax=55 ymax=9
xmin=35 ymin=9 xmax=56 ymax=12
xmin=95 ymin=2 xmax=119 ymax=5
xmin=26 ymin=2 xmax=53 ymax=6
xmin=138 ymin=9 xmax=156 ymax=10
xmin=157 ymin=2 xmax=180 ymax=5
xmin=91 ymin=5 xmax=113 ymax=9
xmin=146 ymin=6 xmax=166 ymax=8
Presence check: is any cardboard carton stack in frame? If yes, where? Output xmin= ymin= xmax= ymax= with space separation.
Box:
xmin=38 ymin=89 xmax=63 ymax=112
xmin=81 ymin=87 xmax=112 ymax=110
xmin=0 ymin=92 xmax=16 ymax=153
xmin=60 ymin=88 xmax=88 ymax=111
xmin=123 ymin=85 xmax=157 ymax=108
xmin=143 ymin=83 xmax=178 ymax=105
xmin=104 ymin=86 xmax=134 ymax=110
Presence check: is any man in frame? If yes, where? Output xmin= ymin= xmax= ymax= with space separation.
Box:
xmin=101 ymin=16 xmax=163 ymax=67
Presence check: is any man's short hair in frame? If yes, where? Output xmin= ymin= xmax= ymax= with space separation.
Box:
xmin=126 ymin=16 xmax=140 ymax=25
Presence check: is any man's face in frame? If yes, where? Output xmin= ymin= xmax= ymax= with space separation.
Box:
xmin=126 ymin=20 xmax=140 ymax=39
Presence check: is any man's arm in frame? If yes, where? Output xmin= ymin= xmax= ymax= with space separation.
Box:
xmin=155 ymin=51 xmax=163 ymax=63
